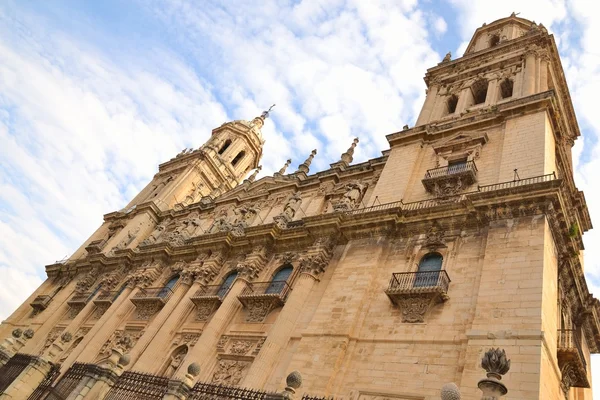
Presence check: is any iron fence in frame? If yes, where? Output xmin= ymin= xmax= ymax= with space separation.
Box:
xmin=241 ymin=281 xmax=292 ymax=300
xmin=104 ymin=371 xmax=169 ymax=400
xmin=189 ymin=382 xmax=273 ymax=400
xmin=191 ymin=285 xmax=225 ymax=300
xmin=45 ymin=363 xmax=94 ymax=400
xmin=132 ymin=287 xmax=174 ymax=302
xmin=0 ymin=353 xmax=35 ymax=392
xmin=27 ymin=363 xmax=60 ymax=400
xmin=94 ymin=290 xmax=119 ymax=305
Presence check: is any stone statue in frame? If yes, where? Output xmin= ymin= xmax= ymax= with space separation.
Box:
xmin=141 ymin=218 xmax=171 ymax=246
xmin=442 ymin=51 xmax=452 ymax=62
xmin=208 ymin=208 xmax=232 ymax=234
xmin=341 ymin=182 xmax=366 ymax=208
xmin=283 ymin=193 xmax=302 ymax=220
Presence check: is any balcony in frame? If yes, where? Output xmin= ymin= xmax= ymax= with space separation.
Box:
xmin=85 ymin=238 xmax=107 ymax=255
xmin=557 ymin=329 xmax=590 ymax=390
xmin=67 ymin=292 xmax=93 ymax=307
xmin=237 ymin=281 xmax=292 ymax=322
xmin=30 ymin=295 xmax=53 ymax=312
xmin=422 ymin=160 xmax=478 ymax=198
xmin=93 ymin=290 xmax=119 ymax=306
xmin=385 ymin=271 xmax=450 ymax=323
xmin=190 ymin=285 xmax=225 ymax=321
xmin=130 ymin=287 xmax=173 ymax=307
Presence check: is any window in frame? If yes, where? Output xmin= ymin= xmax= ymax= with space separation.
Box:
xmin=114 ymin=283 xmax=127 ymax=301
xmin=217 ymin=272 xmax=238 ymax=298
xmin=500 ymin=79 xmax=514 ymax=99
xmin=471 ymin=79 xmax=488 ymax=105
xmin=414 ymin=253 xmax=443 ymax=288
xmin=159 ymin=275 xmax=179 ymax=298
xmin=265 ymin=265 xmax=293 ymax=294
xmin=218 ymin=139 xmax=231 ymax=155
xmin=447 ymin=158 xmax=468 ymax=174
xmin=489 ymin=35 xmax=500 ymax=47
xmin=446 ymin=94 xmax=458 ymax=114
xmin=231 ymin=151 xmax=245 ymax=167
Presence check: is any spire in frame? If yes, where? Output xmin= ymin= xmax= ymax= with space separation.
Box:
xmin=247 ymin=165 xmax=262 ymax=182
xmin=340 ymin=138 xmax=359 ymax=165
xmin=250 ymin=104 xmax=276 ymax=130
xmin=296 ymin=149 xmax=317 ymax=174
xmin=277 ymin=159 xmax=292 ymax=176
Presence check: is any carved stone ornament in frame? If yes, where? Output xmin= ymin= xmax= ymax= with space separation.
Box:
xmin=208 ymin=208 xmax=233 ymax=234
xmin=98 ymin=329 xmax=143 ymax=360
xmin=236 ymin=261 xmax=264 ymax=281
xmin=396 ymin=294 xmax=437 ymax=323
xmin=23 ymin=329 xmax=34 ymax=339
xmin=478 ymin=348 xmax=510 ymax=398
xmin=134 ymin=301 xmax=163 ymax=320
xmin=140 ymin=218 xmax=171 ymax=246
xmin=277 ymin=252 xmax=297 ymax=265
xmin=332 ymin=181 xmax=367 ymax=212
xmin=440 ymin=383 xmax=461 ymax=400
xmin=108 ymin=225 xmax=141 ymax=255
xmin=229 ymin=340 xmax=254 ymax=355
xmin=299 ymin=253 xmax=330 ymax=277
xmin=42 ymin=327 xmax=64 ymax=353
xmin=195 ymin=299 xmax=221 ymax=321
xmin=68 ymin=303 xmax=86 ymax=320
xmin=60 ymin=332 xmax=73 ymax=343
xmin=172 ymin=332 xmax=200 ymax=348
xmin=93 ymin=303 xmax=111 ymax=319
xmin=425 ymin=222 xmax=445 ymax=249
xmin=211 ymin=359 xmax=250 ymax=386
xmin=75 ymin=267 xmax=99 ymax=294
xmin=243 ymin=297 xmax=283 ymax=323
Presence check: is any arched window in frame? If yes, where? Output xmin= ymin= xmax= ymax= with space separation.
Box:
xmin=231 ymin=151 xmax=245 ymax=167
xmin=499 ymin=79 xmax=514 ymax=99
xmin=265 ymin=265 xmax=294 ymax=294
xmin=87 ymin=284 xmax=103 ymax=302
xmin=414 ymin=253 xmax=443 ymax=288
xmin=489 ymin=35 xmax=500 ymax=48
xmin=471 ymin=79 xmax=488 ymax=105
xmin=218 ymin=139 xmax=232 ymax=155
xmin=446 ymin=94 xmax=458 ymax=114
xmin=159 ymin=275 xmax=180 ymax=298
xmin=114 ymin=283 xmax=128 ymax=301
xmin=217 ymin=272 xmax=238 ymax=298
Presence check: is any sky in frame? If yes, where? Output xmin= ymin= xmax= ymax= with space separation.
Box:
xmin=1 ymin=0 xmax=600 ymax=395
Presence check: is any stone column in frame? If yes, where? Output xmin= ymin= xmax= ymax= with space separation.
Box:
xmin=242 ymin=274 xmax=316 ymax=388
xmin=0 ymin=356 xmax=53 ymax=399
xmin=57 ymin=285 xmax=136 ymax=374
xmin=126 ymin=276 xmax=193 ymax=368
xmin=455 ymin=87 xmax=471 ymax=114
xmin=539 ymin=56 xmax=549 ymax=92
xmin=485 ymin=79 xmax=498 ymax=105
xmin=243 ymin=241 xmax=334 ymax=389
xmin=523 ymin=50 xmax=537 ymax=96
xmin=177 ymin=246 xmax=269 ymax=383
xmin=162 ymin=363 xmax=200 ymax=400
xmin=74 ymin=349 xmax=130 ymax=400
xmin=415 ymin=84 xmax=439 ymax=126
xmin=133 ymin=253 xmax=223 ymax=373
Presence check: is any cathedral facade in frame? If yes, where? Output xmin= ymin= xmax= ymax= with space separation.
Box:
xmin=0 ymin=14 xmax=597 ymax=400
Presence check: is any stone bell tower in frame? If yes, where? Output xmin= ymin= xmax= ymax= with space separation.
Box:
xmin=124 ymin=111 xmax=267 ymax=211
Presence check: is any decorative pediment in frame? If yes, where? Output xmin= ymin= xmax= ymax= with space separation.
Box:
xmin=432 ymin=131 xmax=488 ymax=155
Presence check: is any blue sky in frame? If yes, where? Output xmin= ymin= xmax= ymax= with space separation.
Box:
xmin=1 ymin=0 xmax=600 ymax=395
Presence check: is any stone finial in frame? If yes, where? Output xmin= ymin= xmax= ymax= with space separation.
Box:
xmin=250 ymin=104 xmax=276 ymax=130
xmin=440 ymin=383 xmax=461 ymax=400
xmin=340 ymin=138 xmax=359 ymax=165
xmin=478 ymin=348 xmax=510 ymax=399
xmin=442 ymin=51 xmax=451 ymax=63
xmin=23 ymin=329 xmax=34 ymax=339
xmin=118 ymin=353 xmax=131 ymax=367
xmin=248 ymin=166 xmax=262 ymax=182
xmin=286 ymin=371 xmax=302 ymax=390
xmin=277 ymin=159 xmax=292 ymax=175
xmin=188 ymin=362 xmax=201 ymax=377
xmin=11 ymin=329 xmax=22 ymax=339
xmin=481 ymin=348 xmax=510 ymax=379
xmin=296 ymin=149 xmax=317 ymax=174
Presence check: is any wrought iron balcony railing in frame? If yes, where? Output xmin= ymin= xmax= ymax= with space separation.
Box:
xmin=424 ymin=160 xmax=478 ymax=179
xmin=93 ymin=290 xmax=119 ymax=306
xmin=238 ymin=281 xmax=292 ymax=322
xmin=422 ymin=160 xmax=478 ymax=195
xmin=385 ymin=271 xmax=451 ymax=323
xmin=190 ymin=285 xmax=226 ymax=321
xmin=557 ymin=329 xmax=590 ymax=388
xmin=67 ymin=292 xmax=93 ymax=307
xmin=30 ymin=295 xmax=52 ymax=312
xmin=130 ymin=286 xmax=174 ymax=308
